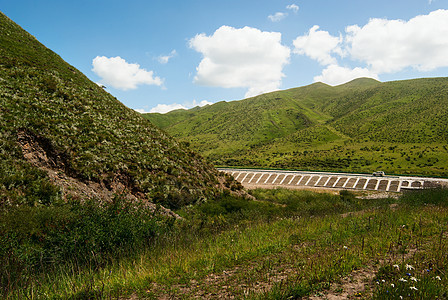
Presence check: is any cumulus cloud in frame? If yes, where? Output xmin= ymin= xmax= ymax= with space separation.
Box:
xmin=293 ymin=25 xmax=343 ymax=65
xmin=286 ymin=4 xmax=299 ymax=13
xmin=294 ymin=10 xmax=448 ymax=86
xmin=158 ymin=50 xmax=177 ymax=64
xmin=345 ymin=9 xmax=448 ymax=73
xmin=148 ymin=99 xmax=213 ymax=114
xmin=192 ymin=99 xmax=213 ymax=107
xmin=314 ymin=64 xmax=379 ymax=86
xmin=133 ymin=108 xmax=151 ymax=114
xmin=149 ymin=103 xmax=186 ymax=114
xmin=92 ymin=56 xmax=163 ymax=90
xmin=189 ymin=26 xmax=290 ymax=98
xmin=268 ymin=12 xmax=287 ymax=22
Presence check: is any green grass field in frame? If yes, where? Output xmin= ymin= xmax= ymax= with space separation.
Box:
xmin=3 ymin=188 xmax=447 ymax=299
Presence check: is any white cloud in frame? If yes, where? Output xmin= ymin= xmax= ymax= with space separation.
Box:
xmin=149 ymin=103 xmax=187 ymax=114
xmin=158 ymin=50 xmax=177 ymax=64
xmin=191 ymin=99 xmax=213 ymax=107
xmin=286 ymin=4 xmax=299 ymax=13
xmin=189 ymin=26 xmax=290 ymax=98
xmin=345 ymin=9 xmax=448 ymax=73
xmin=92 ymin=56 xmax=163 ymax=90
xmin=293 ymin=25 xmax=343 ymax=65
xmin=148 ymin=99 xmax=213 ymax=114
xmin=314 ymin=64 xmax=379 ymax=86
xmin=134 ymin=108 xmax=151 ymax=114
xmin=268 ymin=12 xmax=287 ymax=22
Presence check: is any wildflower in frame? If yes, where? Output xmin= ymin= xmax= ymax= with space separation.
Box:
xmin=435 ymin=276 xmax=441 ymax=281
xmin=399 ymin=278 xmax=407 ymax=282
xmin=343 ymin=245 xmax=348 ymax=249
xmin=391 ymin=283 xmax=395 ymax=288
xmin=399 ymin=296 xmax=403 ymax=299
xmin=410 ymin=277 xmax=419 ymax=282
xmin=406 ymin=273 xmax=412 ymax=276
xmin=410 ymin=286 xmax=418 ymax=291
xmin=393 ymin=264 xmax=400 ymax=270
xmin=405 ymin=264 xmax=414 ymax=270
xmin=382 ymin=279 xmax=386 ymax=283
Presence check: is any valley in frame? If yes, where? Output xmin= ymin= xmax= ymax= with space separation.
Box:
xmin=1 ymin=8 xmax=447 ymax=300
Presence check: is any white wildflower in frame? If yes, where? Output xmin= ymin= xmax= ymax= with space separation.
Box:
xmin=393 ymin=264 xmax=400 ymax=270
xmin=399 ymin=278 xmax=408 ymax=282
xmin=410 ymin=276 xmax=419 ymax=282
xmin=405 ymin=264 xmax=414 ymax=270
xmin=410 ymin=286 xmax=418 ymax=291
xmin=391 ymin=283 xmax=395 ymax=288
xmin=435 ymin=276 xmax=441 ymax=281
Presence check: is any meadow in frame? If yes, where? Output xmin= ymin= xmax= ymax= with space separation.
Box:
xmin=2 ymin=188 xmax=447 ymax=299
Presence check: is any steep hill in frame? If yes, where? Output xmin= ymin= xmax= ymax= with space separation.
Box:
xmin=144 ymin=77 xmax=448 ymax=177
xmin=0 ymin=11 xmax=232 ymax=211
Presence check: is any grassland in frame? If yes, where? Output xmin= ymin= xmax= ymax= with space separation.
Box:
xmin=2 ymin=188 xmax=447 ymax=299
xmin=144 ymin=77 xmax=448 ymax=177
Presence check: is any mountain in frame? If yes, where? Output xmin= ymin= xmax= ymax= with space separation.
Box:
xmin=0 ymin=11 xmax=233 ymax=211
xmin=144 ymin=77 xmax=448 ymax=177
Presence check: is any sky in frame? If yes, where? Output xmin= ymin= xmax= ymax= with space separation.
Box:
xmin=1 ymin=0 xmax=448 ymax=113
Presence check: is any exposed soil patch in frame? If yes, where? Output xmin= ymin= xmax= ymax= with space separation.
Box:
xmin=147 ymin=256 xmax=299 ymax=299
xmin=306 ymin=267 xmax=377 ymax=299
xmin=17 ymin=128 xmax=73 ymax=174
xmin=17 ymin=129 xmax=179 ymax=218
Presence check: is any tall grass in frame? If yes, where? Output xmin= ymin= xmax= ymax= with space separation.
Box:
xmin=2 ymin=188 xmax=447 ymax=299
xmin=0 ymin=196 xmax=172 ymax=298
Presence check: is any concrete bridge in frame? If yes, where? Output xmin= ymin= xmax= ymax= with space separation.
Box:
xmin=219 ymin=169 xmax=447 ymax=192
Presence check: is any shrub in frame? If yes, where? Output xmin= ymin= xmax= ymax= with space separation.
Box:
xmin=0 ymin=196 xmax=170 ymax=294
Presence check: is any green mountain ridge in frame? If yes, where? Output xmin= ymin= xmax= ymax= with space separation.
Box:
xmin=0 ymin=11 xmax=229 ymax=210
xmin=144 ymin=77 xmax=448 ymax=177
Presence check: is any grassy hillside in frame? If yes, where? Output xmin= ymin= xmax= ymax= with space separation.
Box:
xmin=144 ymin=77 xmax=448 ymax=177
xmin=0 ymin=11 xmax=231 ymax=210
xmin=0 ymin=11 xmax=247 ymax=296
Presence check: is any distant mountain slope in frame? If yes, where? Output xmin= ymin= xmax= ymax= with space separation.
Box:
xmin=0 ymin=11 xmax=232 ymax=210
xmin=144 ymin=77 xmax=448 ymax=177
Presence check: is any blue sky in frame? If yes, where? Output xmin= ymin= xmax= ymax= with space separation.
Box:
xmin=1 ymin=0 xmax=448 ymax=113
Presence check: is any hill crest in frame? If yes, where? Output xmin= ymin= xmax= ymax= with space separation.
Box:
xmin=143 ymin=76 xmax=448 ymax=177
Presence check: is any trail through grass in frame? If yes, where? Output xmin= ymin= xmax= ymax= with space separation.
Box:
xmin=3 ymin=188 xmax=448 ymax=299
